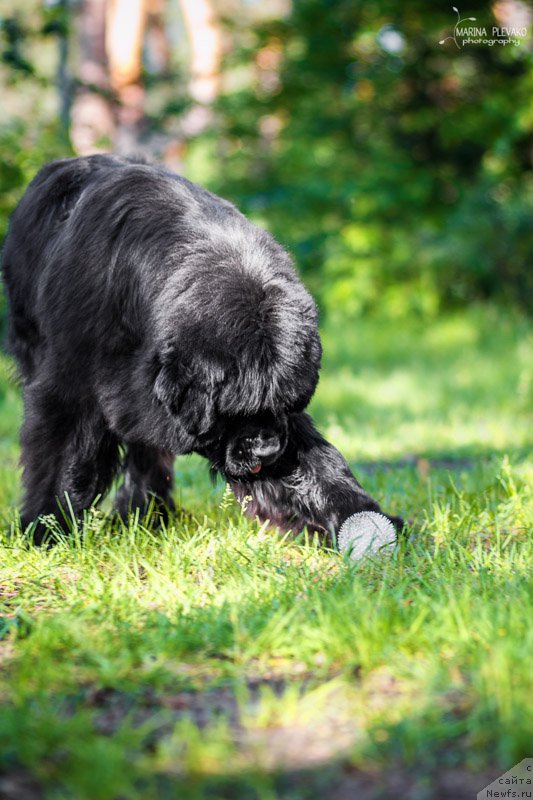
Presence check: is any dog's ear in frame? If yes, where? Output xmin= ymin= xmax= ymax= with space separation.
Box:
xmin=154 ymin=355 xmax=219 ymax=438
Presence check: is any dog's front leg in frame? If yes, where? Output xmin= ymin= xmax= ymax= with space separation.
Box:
xmin=20 ymin=385 xmax=120 ymax=543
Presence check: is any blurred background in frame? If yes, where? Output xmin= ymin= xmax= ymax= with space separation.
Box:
xmin=0 ymin=0 xmax=531 ymax=322
xmin=0 ymin=0 xmax=532 ymax=478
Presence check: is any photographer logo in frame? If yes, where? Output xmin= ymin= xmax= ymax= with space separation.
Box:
xmin=439 ymin=6 xmax=528 ymax=48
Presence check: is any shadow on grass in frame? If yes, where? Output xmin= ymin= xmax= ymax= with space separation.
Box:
xmin=0 ymin=680 xmax=503 ymax=800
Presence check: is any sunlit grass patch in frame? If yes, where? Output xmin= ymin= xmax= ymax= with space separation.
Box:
xmin=314 ymin=306 xmax=533 ymax=460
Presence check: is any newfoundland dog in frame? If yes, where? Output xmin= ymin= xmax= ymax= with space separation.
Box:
xmin=2 ymin=155 xmax=403 ymax=543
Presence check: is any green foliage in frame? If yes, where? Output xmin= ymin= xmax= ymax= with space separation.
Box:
xmin=1 ymin=0 xmax=531 ymax=320
xmin=0 ymin=3 xmax=73 ymax=238
xmin=0 ymin=2 xmax=70 ymax=78
xmin=188 ymin=0 xmax=533 ymax=317
xmin=0 ymin=122 xmax=70 ymax=238
xmin=0 ymin=121 xmax=71 ymax=340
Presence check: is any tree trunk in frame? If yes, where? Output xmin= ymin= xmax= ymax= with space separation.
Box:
xmin=178 ymin=0 xmax=222 ymax=136
xmin=70 ymin=0 xmax=115 ymax=155
xmin=106 ymin=0 xmax=147 ymax=153
xmin=56 ymin=0 xmax=72 ymax=139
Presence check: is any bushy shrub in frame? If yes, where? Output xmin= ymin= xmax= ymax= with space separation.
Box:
xmin=189 ymin=0 xmax=533 ymax=317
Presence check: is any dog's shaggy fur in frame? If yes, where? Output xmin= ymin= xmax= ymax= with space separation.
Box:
xmin=2 ymin=155 xmax=402 ymax=542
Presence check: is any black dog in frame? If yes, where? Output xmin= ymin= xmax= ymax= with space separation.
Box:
xmin=2 ymin=155 xmax=402 ymax=542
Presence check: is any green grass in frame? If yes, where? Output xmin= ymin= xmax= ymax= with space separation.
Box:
xmin=0 ymin=306 xmax=532 ymax=799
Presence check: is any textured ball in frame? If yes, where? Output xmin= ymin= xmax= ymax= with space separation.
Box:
xmin=337 ymin=511 xmax=397 ymax=561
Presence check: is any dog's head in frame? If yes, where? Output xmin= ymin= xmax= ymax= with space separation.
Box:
xmin=153 ymin=231 xmax=321 ymax=450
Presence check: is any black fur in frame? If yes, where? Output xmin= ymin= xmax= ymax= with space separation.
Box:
xmin=208 ymin=413 xmax=404 ymax=536
xmin=2 ymin=155 xmax=402 ymax=542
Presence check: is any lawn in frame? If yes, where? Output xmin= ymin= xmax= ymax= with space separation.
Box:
xmin=0 ymin=305 xmax=532 ymax=800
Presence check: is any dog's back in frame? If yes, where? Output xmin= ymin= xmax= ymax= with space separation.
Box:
xmin=2 ymin=155 xmax=135 ymax=379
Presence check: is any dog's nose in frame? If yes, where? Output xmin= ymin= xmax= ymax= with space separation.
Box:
xmin=252 ymin=432 xmax=281 ymax=460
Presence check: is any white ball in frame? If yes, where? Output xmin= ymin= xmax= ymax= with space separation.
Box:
xmin=337 ymin=511 xmax=397 ymax=561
